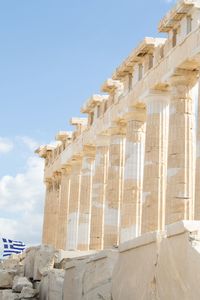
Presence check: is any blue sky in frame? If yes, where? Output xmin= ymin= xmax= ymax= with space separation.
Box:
xmin=0 ymin=0 xmax=175 ymax=244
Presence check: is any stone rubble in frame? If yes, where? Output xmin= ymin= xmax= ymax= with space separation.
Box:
xmin=1 ymin=221 xmax=200 ymax=299
xmin=0 ymin=245 xmax=117 ymax=300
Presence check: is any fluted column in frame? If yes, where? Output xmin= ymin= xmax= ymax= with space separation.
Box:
xmin=42 ymin=179 xmax=53 ymax=245
xmin=56 ymin=166 xmax=71 ymax=250
xmin=104 ymin=124 xmax=126 ymax=249
xmin=142 ymin=91 xmax=169 ymax=234
xmin=120 ymin=107 xmax=146 ymax=243
xmin=90 ymin=136 xmax=109 ymax=250
xmin=195 ymin=80 xmax=200 ymax=220
xmin=77 ymin=146 xmax=95 ymax=250
xmin=42 ymin=173 xmax=61 ymax=247
xmin=166 ymin=73 xmax=197 ymax=224
xmin=67 ymin=157 xmax=82 ymax=250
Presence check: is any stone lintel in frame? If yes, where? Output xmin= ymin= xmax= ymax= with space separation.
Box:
xmin=158 ymin=0 xmax=196 ymax=33
xmin=101 ymin=78 xmax=123 ymax=94
xmin=112 ymin=37 xmax=166 ymax=80
xmin=81 ymin=94 xmax=109 ymax=114
xmin=55 ymin=131 xmax=73 ymax=142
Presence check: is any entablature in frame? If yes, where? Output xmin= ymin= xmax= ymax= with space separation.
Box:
xmin=159 ymin=0 xmax=199 ymax=33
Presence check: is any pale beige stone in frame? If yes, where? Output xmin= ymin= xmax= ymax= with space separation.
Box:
xmin=67 ymin=158 xmax=82 ymax=250
xmin=24 ymin=247 xmax=39 ymax=279
xmin=90 ymin=137 xmax=109 ymax=250
xmin=104 ymin=125 xmax=126 ymax=249
xmin=112 ymin=221 xmax=200 ymax=300
xmin=19 ymin=287 xmax=38 ymax=299
xmin=63 ymin=250 xmax=118 ymax=300
xmin=39 ymin=269 xmax=65 ymax=300
xmin=56 ymin=166 xmax=71 ymax=250
xmin=12 ymin=277 xmax=33 ymax=293
xmin=0 ymin=270 xmax=16 ymax=289
xmin=77 ymin=146 xmax=95 ymax=251
xmin=121 ymin=108 xmax=146 ymax=242
xmin=0 ymin=290 xmax=19 ymax=300
xmin=33 ymin=245 xmax=55 ymax=281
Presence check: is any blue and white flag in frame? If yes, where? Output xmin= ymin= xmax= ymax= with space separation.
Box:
xmin=0 ymin=238 xmax=26 ymax=258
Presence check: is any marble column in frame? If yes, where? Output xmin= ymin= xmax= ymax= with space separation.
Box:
xmin=195 ymin=81 xmax=200 ymax=220
xmin=90 ymin=136 xmax=109 ymax=250
xmin=166 ymin=73 xmax=197 ymax=224
xmin=67 ymin=157 xmax=82 ymax=250
xmin=56 ymin=166 xmax=71 ymax=250
xmin=104 ymin=124 xmax=126 ymax=249
xmin=42 ymin=179 xmax=53 ymax=245
xmin=43 ymin=173 xmax=61 ymax=247
xmin=120 ymin=108 xmax=146 ymax=243
xmin=142 ymin=91 xmax=169 ymax=234
xmin=77 ymin=146 xmax=95 ymax=250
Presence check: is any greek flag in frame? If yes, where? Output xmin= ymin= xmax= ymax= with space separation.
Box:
xmin=0 ymin=238 xmax=26 ymax=258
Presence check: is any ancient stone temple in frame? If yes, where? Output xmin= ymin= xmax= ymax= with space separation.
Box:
xmin=36 ymin=0 xmax=200 ymax=252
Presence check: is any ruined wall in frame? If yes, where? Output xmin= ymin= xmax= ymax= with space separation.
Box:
xmin=112 ymin=221 xmax=200 ymax=300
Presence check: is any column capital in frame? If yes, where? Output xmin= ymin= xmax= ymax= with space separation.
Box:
xmin=140 ymin=89 xmax=170 ymax=105
xmin=71 ymin=155 xmax=83 ymax=166
xmin=124 ymin=106 xmax=146 ymax=123
xmin=107 ymin=120 xmax=127 ymax=136
xmin=82 ymin=145 xmax=96 ymax=158
xmin=44 ymin=178 xmax=53 ymax=190
xmin=61 ymin=165 xmax=72 ymax=176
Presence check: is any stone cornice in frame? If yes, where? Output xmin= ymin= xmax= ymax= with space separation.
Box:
xmin=55 ymin=131 xmax=72 ymax=142
xmin=158 ymin=0 xmax=198 ymax=33
xmin=112 ymin=37 xmax=166 ymax=80
xmin=35 ymin=145 xmax=56 ymax=158
xmin=101 ymin=79 xmax=124 ymax=94
xmin=70 ymin=118 xmax=88 ymax=127
xmin=81 ymin=94 xmax=109 ymax=114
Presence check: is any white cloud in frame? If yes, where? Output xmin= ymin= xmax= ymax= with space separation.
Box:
xmin=0 ymin=137 xmax=13 ymax=154
xmin=17 ymin=136 xmax=40 ymax=151
xmin=0 ymin=143 xmax=45 ymax=245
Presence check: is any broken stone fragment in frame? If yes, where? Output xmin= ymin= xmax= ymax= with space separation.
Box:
xmin=0 ymin=289 xmax=20 ymax=300
xmin=39 ymin=269 xmax=65 ymax=300
xmin=0 ymin=269 xmax=16 ymax=289
xmin=33 ymin=245 xmax=55 ymax=281
xmin=19 ymin=287 xmax=38 ymax=299
xmin=12 ymin=277 xmax=33 ymax=293
xmin=24 ymin=247 xmax=39 ymax=280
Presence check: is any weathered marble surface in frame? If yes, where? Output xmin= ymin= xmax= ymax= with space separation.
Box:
xmin=112 ymin=221 xmax=200 ymax=300
xmin=63 ymin=250 xmax=118 ymax=300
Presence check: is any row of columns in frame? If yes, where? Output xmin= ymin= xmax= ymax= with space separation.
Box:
xmin=43 ymin=71 xmax=199 ymax=250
